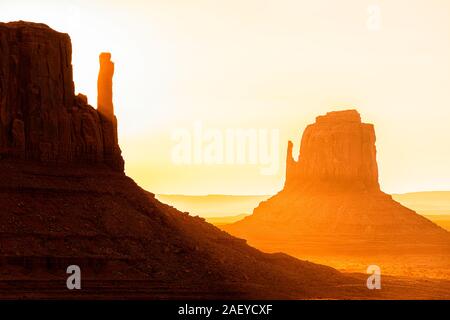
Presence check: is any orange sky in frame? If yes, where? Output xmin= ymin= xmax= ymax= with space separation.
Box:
xmin=2 ymin=0 xmax=450 ymax=195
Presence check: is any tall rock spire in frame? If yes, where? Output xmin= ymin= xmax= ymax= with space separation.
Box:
xmin=284 ymin=140 xmax=296 ymax=189
xmin=97 ymin=52 xmax=124 ymax=171
xmin=97 ymin=52 xmax=115 ymax=119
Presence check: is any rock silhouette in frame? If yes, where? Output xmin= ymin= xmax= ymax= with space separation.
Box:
xmin=224 ymin=110 xmax=450 ymax=268
xmin=0 ymin=21 xmax=375 ymax=299
xmin=0 ymin=22 xmax=447 ymax=299
xmin=0 ymin=21 xmax=123 ymax=171
xmin=284 ymin=110 xmax=379 ymax=191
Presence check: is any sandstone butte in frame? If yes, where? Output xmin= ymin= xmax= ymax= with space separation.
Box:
xmin=0 ymin=20 xmax=368 ymax=300
xmin=0 ymin=21 xmax=123 ymax=170
xmin=223 ymin=110 xmax=450 ymax=278
xmin=0 ymin=21 xmax=448 ymax=299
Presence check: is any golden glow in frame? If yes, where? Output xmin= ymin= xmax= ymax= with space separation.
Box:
xmin=2 ymin=0 xmax=450 ymax=195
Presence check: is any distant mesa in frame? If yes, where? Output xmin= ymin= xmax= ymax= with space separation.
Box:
xmin=223 ymin=110 xmax=450 ymax=256
xmin=0 ymin=21 xmax=123 ymax=170
xmin=284 ymin=110 xmax=379 ymax=192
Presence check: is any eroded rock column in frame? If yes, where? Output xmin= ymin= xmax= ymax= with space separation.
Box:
xmin=97 ymin=52 xmax=124 ymax=171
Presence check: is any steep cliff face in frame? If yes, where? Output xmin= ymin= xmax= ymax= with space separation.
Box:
xmin=0 ymin=21 xmax=123 ymax=171
xmin=284 ymin=110 xmax=379 ymax=191
xmin=97 ymin=52 xmax=124 ymax=171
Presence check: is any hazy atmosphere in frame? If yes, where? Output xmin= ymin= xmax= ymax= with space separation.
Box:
xmin=2 ymin=0 xmax=450 ymax=195
xmin=1 ymin=0 xmax=450 ymax=302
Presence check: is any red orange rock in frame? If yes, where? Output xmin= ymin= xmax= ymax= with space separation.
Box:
xmin=0 ymin=21 xmax=123 ymax=171
xmin=224 ymin=110 xmax=450 ymax=256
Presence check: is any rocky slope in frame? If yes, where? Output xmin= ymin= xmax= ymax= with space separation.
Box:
xmin=0 ymin=160 xmax=364 ymax=299
xmin=0 ymin=21 xmax=379 ymax=299
xmin=224 ymin=111 xmax=450 ymax=260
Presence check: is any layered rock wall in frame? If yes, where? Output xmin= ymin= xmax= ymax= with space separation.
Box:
xmin=284 ymin=110 xmax=379 ymax=191
xmin=0 ymin=21 xmax=123 ymax=171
